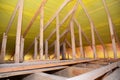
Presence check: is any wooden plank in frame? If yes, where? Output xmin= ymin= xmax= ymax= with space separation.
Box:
xmin=67 ymin=61 xmax=120 ymax=80
xmin=103 ymin=68 xmax=120 ymax=80
xmin=20 ymin=37 xmax=24 ymax=62
xmin=54 ymin=67 xmax=94 ymax=77
xmin=0 ymin=59 xmax=97 ymax=73
xmin=73 ymin=18 xmax=84 ymax=58
xmin=102 ymin=0 xmax=117 ymax=59
xmin=0 ymin=66 xmax=68 ymax=78
xmin=70 ymin=20 xmax=76 ymax=60
xmin=23 ymin=0 xmax=47 ymax=38
xmin=34 ymin=37 xmax=38 ymax=60
xmin=0 ymin=33 xmax=7 ymax=63
xmin=14 ymin=0 xmax=24 ymax=63
xmin=39 ymin=3 xmax=44 ymax=60
xmin=56 ymin=15 xmax=60 ymax=60
xmin=78 ymin=0 xmax=97 ymax=59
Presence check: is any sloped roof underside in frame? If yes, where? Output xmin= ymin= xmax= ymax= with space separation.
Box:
xmin=0 ymin=0 xmax=120 ymax=54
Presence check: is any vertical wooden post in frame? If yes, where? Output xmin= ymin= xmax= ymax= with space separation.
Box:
xmin=14 ymin=0 xmax=24 ymax=63
xmin=78 ymin=23 xmax=84 ymax=58
xmin=91 ymin=22 xmax=97 ymax=58
xmin=102 ymin=0 xmax=117 ymax=58
xmin=45 ymin=40 xmax=48 ymax=59
xmin=54 ymin=41 xmax=57 ymax=59
xmin=56 ymin=15 xmax=60 ymax=60
xmin=78 ymin=0 xmax=97 ymax=59
xmin=20 ymin=37 xmax=24 ymax=62
xmin=0 ymin=33 xmax=7 ymax=63
xmin=63 ymin=42 xmax=66 ymax=59
xmin=34 ymin=37 xmax=38 ymax=60
xmin=74 ymin=18 xmax=84 ymax=58
xmin=39 ymin=4 xmax=44 ymax=60
xmin=70 ymin=20 xmax=76 ymax=60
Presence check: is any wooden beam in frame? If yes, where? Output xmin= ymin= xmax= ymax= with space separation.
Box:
xmin=0 ymin=33 xmax=7 ymax=63
xmin=0 ymin=59 xmax=97 ymax=73
xmin=5 ymin=1 xmax=19 ymax=35
xmin=73 ymin=18 xmax=84 ymax=58
xmin=54 ymin=41 xmax=57 ymax=59
xmin=63 ymin=42 xmax=66 ymax=59
xmin=103 ymin=68 xmax=120 ymax=80
xmin=45 ymin=40 xmax=48 ymax=59
xmin=20 ymin=37 xmax=24 ymax=62
xmin=34 ymin=37 xmax=38 ymax=60
xmin=67 ymin=61 xmax=120 ymax=80
xmin=0 ymin=66 xmax=68 ymax=78
xmin=14 ymin=0 xmax=24 ymax=63
xmin=81 ymin=30 xmax=92 ymax=48
xmin=49 ymin=2 xmax=78 ymax=54
xmin=56 ymin=15 xmax=60 ymax=60
xmin=43 ymin=0 xmax=71 ymax=31
xmin=23 ymin=0 xmax=47 ymax=38
xmin=70 ymin=20 xmax=76 ymax=60
xmin=39 ymin=3 xmax=44 ymax=60
xmin=73 ymin=18 xmax=93 ymax=51
xmin=94 ymin=27 xmax=108 ymax=58
xmin=102 ymin=0 xmax=117 ymax=59
xmin=78 ymin=0 xmax=97 ymax=59
xmin=47 ymin=3 xmax=77 ymax=41
xmin=54 ymin=67 xmax=94 ymax=77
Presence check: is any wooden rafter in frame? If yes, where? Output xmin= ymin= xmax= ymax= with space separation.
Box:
xmin=43 ymin=0 xmax=71 ymax=31
xmin=23 ymin=0 xmax=48 ymax=38
xmin=78 ymin=0 xmax=98 ymax=58
xmin=21 ymin=0 xmax=71 ymax=58
xmin=5 ymin=1 xmax=20 ymax=35
xmin=102 ymin=0 xmax=117 ymax=58
xmin=47 ymin=3 xmax=77 ymax=41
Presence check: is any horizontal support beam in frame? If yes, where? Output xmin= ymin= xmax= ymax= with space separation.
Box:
xmin=0 ymin=66 xmax=68 ymax=78
xmin=0 ymin=59 xmax=97 ymax=73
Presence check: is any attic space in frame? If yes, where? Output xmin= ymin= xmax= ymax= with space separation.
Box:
xmin=0 ymin=0 xmax=120 ymax=80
